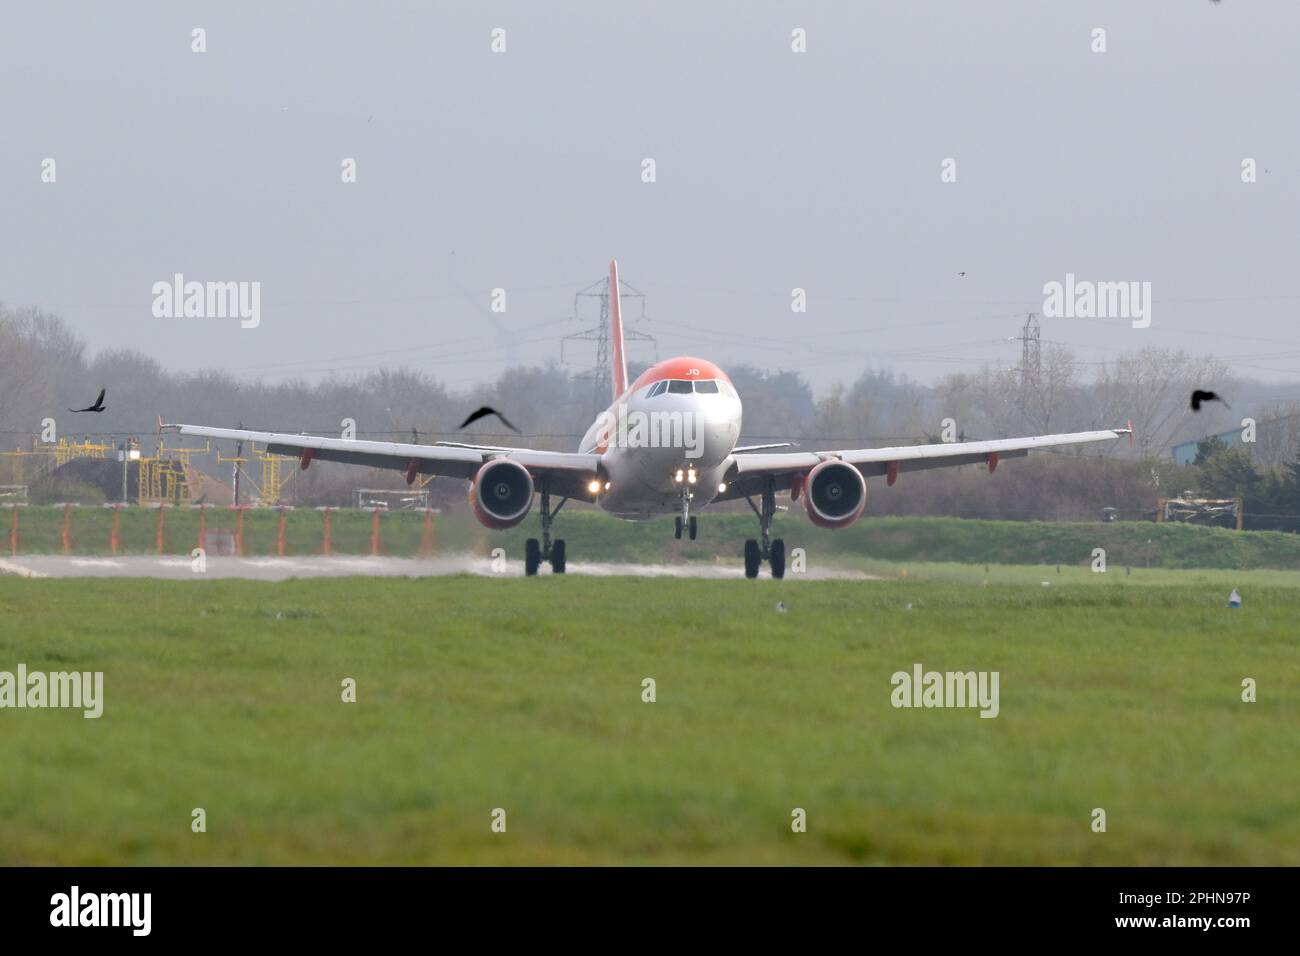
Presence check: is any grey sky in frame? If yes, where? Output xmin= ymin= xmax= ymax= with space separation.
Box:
xmin=3 ymin=1 xmax=1298 ymax=393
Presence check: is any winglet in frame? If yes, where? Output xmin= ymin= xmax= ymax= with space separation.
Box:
xmin=609 ymin=259 xmax=628 ymax=400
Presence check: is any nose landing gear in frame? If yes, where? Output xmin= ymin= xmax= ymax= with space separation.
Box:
xmin=673 ymin=468 xmax=698 ymax=541
xmin=742 ymin=479 xmax=785 ymax=579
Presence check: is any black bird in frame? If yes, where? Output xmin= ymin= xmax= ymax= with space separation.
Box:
xmin=458 ymin=406 xmax=520 ymax=433
xmin=69 ymin=388 xmax=107 ymax=413
xmin=1190 ymin=389 xmax=1231 ymax=412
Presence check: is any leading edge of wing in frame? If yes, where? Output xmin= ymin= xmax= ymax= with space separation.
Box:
xmin=835 ymin=427 xmax=1128 ymax=465
xmin=728 ymin=427 xmax=1128 ymax=476
xmin=161 ymin=423 xmax=600 ymax=472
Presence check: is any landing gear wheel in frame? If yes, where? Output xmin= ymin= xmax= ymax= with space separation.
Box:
xmin=743 ymin=479 xmax=781 ymax=579
xmin=674 ymin=516 xmax=683 ymax=540
xmin=531 ymin=484 xmax=570 ymax=577
xmin=769 ymin=538 xmax=786 ymax=579
xmin=688 ymin=516 xmax=698 ymax=541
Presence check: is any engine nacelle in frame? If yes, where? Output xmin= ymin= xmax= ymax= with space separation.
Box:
xmin=802 ymin=459 xmax=867 ymax=529
xmin=469 ymin=459 xmax=534 ymax=529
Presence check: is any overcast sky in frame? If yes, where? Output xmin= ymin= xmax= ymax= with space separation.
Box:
xmin=3 ymin=1 xmax=1298 ymax=393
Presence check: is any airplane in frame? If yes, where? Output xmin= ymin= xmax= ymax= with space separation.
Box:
xmin=163 ymin=259 xmax=1132 ymax=578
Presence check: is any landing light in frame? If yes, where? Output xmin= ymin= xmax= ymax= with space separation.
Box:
xmin=588 ymin=479 xmax=602 ymax=494
xmin=687 ymin=468 xmax=697 ymax=485
xmin=718 ymin=482 xmax=727 ymax=493
xmin=674 ymin=469 xmax=684 ymax=483
xmin=604 ymin=481 xmax=611 ymax=491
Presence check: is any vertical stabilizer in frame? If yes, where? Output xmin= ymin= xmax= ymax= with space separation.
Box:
xmin=609 ymin=259 xmax=628 ymax=399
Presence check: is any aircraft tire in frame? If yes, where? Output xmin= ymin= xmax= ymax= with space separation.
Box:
xmin=770 ymin=538 xmax=786 ymax=579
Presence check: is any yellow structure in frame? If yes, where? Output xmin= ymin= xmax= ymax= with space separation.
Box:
xmin=216 ymin=444 xmax=297 ymax=506
xmin=0 ymin=435 xmax=305 ymax=506
xmin=0 ymin=438 xmax=115 ymax=486
xmin=137 ymin=457 xmax=191 ymax=505
xmin=53 ymin=438 xmax=115 ymax=467
xmin=136 ymin=440 xmax=209 ymax=506
xmin=255 ymin=449 xmax=297 ymax=505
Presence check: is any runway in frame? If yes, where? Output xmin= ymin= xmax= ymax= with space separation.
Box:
xmin=0 ymin=555 xmax=874 ymax=581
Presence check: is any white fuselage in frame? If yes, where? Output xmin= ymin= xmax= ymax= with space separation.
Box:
xmin=578 ymin=374 xmax=742 ymax=519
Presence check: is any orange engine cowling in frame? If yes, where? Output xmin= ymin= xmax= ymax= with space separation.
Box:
xmin=469 ymin=459 xmax=534 ymax=529
xmin=802 ymin=459 xmax=867 ymax=529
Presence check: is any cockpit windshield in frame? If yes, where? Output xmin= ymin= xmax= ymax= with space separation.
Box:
xmin=645 ymin=379 xmax=733 ymax=397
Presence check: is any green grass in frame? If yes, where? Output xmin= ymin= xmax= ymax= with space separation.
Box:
xmin=1 ymin=574 xmax=1296 ymax=865
xmin=8 ymin=506 xmax=1300 ymax=569
xmin=844 ymin=559 xmax=1300 ymax=591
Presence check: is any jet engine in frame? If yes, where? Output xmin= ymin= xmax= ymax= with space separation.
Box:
xmin=802 ymin=459 xmax=867 ymax=529
xmin=469 ymin=459 xmax=534 ymax=529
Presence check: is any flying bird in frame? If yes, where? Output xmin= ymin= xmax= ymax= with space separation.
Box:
xmin=458 ymin=406 xmax=520 ymax=433
xmin=1190 ymin=389 xmax=1231 ymax=412
xmin=69 ymin=388 xmax=107 ymax=413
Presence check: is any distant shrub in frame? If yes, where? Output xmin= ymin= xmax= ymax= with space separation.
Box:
xmin=30 ymin=479 xmax=106 ymax=506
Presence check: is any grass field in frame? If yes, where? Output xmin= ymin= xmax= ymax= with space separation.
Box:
xmin=2 ymin=569 xmax=1297 ymax=865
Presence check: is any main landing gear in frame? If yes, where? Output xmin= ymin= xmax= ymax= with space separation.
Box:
xmin=525 ymin=487 xmax=567 ymax=576
xmin=742 ymin=480 xmax=785 ymax=580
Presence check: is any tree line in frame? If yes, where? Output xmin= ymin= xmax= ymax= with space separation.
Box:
xmin=3 ymin=303 xmax=1298 ymax=523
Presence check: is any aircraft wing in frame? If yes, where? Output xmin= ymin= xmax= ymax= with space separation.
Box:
xmin=161 ymin=423 xmax=603 ymax=500
xmin=716 ymin=427 xmax=1130 ymax=502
